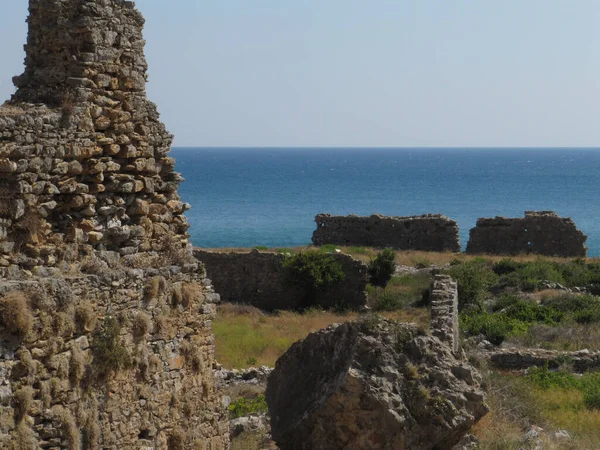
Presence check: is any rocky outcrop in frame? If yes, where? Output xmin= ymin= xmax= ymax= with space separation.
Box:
xmin=194 ymin=249 xmax=368 ymax=311
xmin=266 ymin=318 xmax=488 ymax=450
xmin=312 ymin=213 xmax=461 ymax=252
xmin=466 ymin=211 xmax=587 ymax=257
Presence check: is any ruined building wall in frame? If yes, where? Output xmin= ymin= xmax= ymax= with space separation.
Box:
xmin=466 ymin=211 xmax=587 ymax=257
xmin=0 ymin=265 xmax=228 ymax=449
xmin=0 ymin=0 xmax=229 ymax=448
xmin=0 ymin=0 xmax=190 ymax=274
xmin=429 ymin=274 xmax=460 ymax=354
xmin=195 ymin=249 xmax=368 ymax=311
xmin=312 ymin=214 xmax=461 ymax=252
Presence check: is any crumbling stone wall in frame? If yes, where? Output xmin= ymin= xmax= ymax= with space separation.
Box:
xmin=0 ymin=1 xmax=229 ymax=448
xmin=466 ymin=211 xmax=587 ymax=257
xmin=486 ymin=348 xmax=600 ymax=373
xmin=429 ymin=275 xmax=460 ymax=354
xmin=194 ymin=249 xmax=368 ymax=311
xmin=0 ymin=0 xmax=191 ymax=274
xmin=312 ymin=214 xmax=461 ymax=252
xmin=0 ymin=263 xmax=228 ymax=448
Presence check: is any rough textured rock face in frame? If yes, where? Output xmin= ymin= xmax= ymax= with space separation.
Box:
xmin=312 ymin=214 xmax=461 ymax=252
xmin=486 ymin=348 xmax=600 ymax=373
xmin=466 ymin=211 xmax=587 ymax=257
xmin=266 ymin=318 xmax=488 ymax=450
xmin=0 ymin=0 xmax=190 ymax=273
xmin=0 ymin=265 xmax=229 ymax=449
xmin=194 ymin=249 xmax=368 ymax=311
xmin=430 ymin=274 xmax=460 ymax=354
xmin=0 ymin=1 xmax=229 ymax=448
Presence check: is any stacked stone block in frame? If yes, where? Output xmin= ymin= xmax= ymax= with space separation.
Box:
xmin=312 ymin=213 xmax=461 ymax=252
xmin=429 ymin=274 xmax=460 ymax=354
xmin=0 ymin=0 xmax=190 ymax=273
xmin=466 ymin=211 xmax=587 ymax=257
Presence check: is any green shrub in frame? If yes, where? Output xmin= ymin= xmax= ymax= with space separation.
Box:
xmin=283 ymin=251 xmax=345 ymax=308
xmin=502 ymin=300 xmax=563 ymax=325
xmin=370 ymin=289 xmax=406 ymax=311
xmin=228 ymin=396 xmax=268 ymax=418
xmin=461 ymin=312 xmax=528 ymax=345
xmin=368 ymin=248 xmax=396 ymax=288
xmin=526 ymin=365 xmax=577 ymax=390
xmin=492 ymin=258 xmax=523 ymax=275
xmin=317 ymin=244 xmax=337 ymax=253
xmin=253 ymin=245 xmax=268 ymax=251
xmin=448 ymin=259 xmax=498 ymax=311
xmin=583 ymin=384 xmax=600 ymax=410
xmin=92 ymin=316 xmax=130 ymax=376
xmin=542 ymin=294 xmax=600 ymax=324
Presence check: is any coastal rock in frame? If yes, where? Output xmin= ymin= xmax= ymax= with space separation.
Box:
xmin=266 ymin=317 xmax=488 ymax=450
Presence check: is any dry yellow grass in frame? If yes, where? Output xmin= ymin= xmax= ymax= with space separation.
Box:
xmin=213 ymin=303 xmax=428 ymax=369
xmin=200 ymin=246 xmax=597 ymax=267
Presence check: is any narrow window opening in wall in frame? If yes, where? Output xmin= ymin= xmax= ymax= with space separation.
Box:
xmin=527 ymin=241 xmax=532 ymax=246
xmin=524 ymin=228 xmax=528 ymax=232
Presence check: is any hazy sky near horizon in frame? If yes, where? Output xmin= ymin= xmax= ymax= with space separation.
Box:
xmin=0 ymin=1 xmax=599 ymax=147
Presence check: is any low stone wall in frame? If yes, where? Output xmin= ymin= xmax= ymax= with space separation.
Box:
xmin=0 ymin=262 xmax=229 ymax=448
xmin=466 ymin=211 xmax=587 ymax=257
xmin=312 ymin=214 xmax=461 ymax=252
xmin=429 ymin=275 xmax=460 ymax=354
xmin=194 ymin=249 xmax=368 ymax=311
xmin=487 ymin=348 xmax=600 ymax=373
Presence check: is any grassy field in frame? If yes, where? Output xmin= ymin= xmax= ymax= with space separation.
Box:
xmin=213 ymin=303 xmax=428 ymax=369
xmin=211 ymin=248 xmax=600 ymax=449
xmin=203 ymin=245 xmax=600 ymax=266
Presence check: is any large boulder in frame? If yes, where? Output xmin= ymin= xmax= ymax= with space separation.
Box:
xmin=266 ymin=317 xmax=488 ymax=450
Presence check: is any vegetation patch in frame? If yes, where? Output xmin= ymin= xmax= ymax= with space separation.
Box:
xmin=367 ymin=248 xmax=396 ymax=287
xmin=283 ymin=251 xmax=345 ymax=308
xmin=228 ymin=395 xmax=268 ymax=418
xmin=92 ymin=316 xmax=130 ymax=376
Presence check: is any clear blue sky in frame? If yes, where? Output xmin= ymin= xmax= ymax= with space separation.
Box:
xmin=1 ymin=1 xmax=599 ymax=147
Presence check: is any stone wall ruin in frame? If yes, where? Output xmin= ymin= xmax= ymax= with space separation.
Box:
xmin=429 ymin=274 xmax=460 ymax=354
xmin=194 ymin=249 xmax=368 ymax=311
xmin=0 ymin=0 xmax=191 ymax=274
xmin=466 ymin=211 xmax=587 ymax=257
xmin=0 ymin=1 xmax=229 ymax=448
xmin=312 ymin=214 xmax=461 ymax=252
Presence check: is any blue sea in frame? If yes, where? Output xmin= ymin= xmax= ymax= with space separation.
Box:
xmin=171 ymin=148 xmax=600 ymax=256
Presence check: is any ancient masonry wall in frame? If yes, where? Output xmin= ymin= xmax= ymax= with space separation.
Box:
xmin=466 ymin=211 xmax=587 ymax=257
xmin=0 ymin=0 xmax=229 ymax=448
xmin=0 ymin=0 xmax=191 ymax=275
xmin=487 ymin=348 xmax=600 ymax=373
xmin=194 ymin=249 xmax=368 ymax=311
xmin=0 ymin=264 xmax=228 ymax=448
xmin=312 ymin=214 xmax=461 ymax=252
xmin=429 ymin=274 xmax=460 ymax=354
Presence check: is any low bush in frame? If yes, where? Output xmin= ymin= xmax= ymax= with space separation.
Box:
xmin=283 ymin=251 xmax=345 ymax=308
xmin=227 ymin=395 xmax=268 ymax=418
xmin=461 ymin=313 xmax=529 ymax=345
xmin=448 ymin=259 xmax=498 ymax=311
xmin=368 ymin=248 xmax=396 ymax=287
xmin=92 ymin=316 xmax=130 ymax=376
xmin=0 ymin=291 xmax=33 ymax=339
xmin=369 ymin=288 xmax=406 ymax=311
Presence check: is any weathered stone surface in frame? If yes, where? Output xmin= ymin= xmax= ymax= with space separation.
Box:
xmin=312 ymin=213 xmax=461 ymax=252
xmin=0 ymin=0 xmax=191 ymax=270
xmin=430 ymin=274 xmax=460 ymax=353
xmin=266 ymin=318 xmax=488 ymax=450
xmin=486 ymin=348 xmax=600 ymax=373
xmin=466 ymin=211 xmax=587 ymax=257
xmin=194 ymin=249 xmax=368 ymax=311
